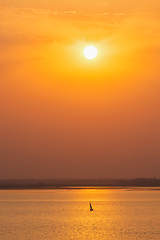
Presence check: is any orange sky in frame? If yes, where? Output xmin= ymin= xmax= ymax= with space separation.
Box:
xmin=0 ymin=0 xmax=160 ymax=179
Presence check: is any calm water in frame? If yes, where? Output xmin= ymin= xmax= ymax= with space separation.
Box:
xmin=0 ymin=188 xmax=160 ymax=240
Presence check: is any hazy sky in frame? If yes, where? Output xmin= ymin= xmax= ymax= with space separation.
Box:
xmin=0 ymin=0 xmax=160 ymax=179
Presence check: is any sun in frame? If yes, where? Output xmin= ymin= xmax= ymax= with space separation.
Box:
xmin=83 ymin=46 xmax=97 ymax=59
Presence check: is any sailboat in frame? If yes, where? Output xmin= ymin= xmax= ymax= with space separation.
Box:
xmin=90 ymin=203 xmax=93 ymax=211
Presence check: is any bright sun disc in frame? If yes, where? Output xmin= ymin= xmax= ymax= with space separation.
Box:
xmin=84 ymin=46 xmax=97 ymax=59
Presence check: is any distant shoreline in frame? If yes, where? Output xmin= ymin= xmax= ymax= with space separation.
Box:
xmin=0 ymin=186 xmax=160 ymax=191
xmin=1 ymin=178 xmax=160 ymax=190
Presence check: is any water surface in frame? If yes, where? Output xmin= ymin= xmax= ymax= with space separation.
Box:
xmin=0 ymin=188 xmax=160 ymax=239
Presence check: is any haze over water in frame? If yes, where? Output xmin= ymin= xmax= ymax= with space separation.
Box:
xmin=1 ymin=188 xmax=160 ymax=240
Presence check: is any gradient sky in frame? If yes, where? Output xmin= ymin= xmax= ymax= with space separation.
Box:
xmin=0 ymin=0 xmax=160 ymax=179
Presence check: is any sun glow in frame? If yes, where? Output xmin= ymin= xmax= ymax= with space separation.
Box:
xmin=83 ymin=46 xmax=97 ymax=59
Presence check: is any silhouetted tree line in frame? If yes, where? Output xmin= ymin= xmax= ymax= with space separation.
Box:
xmin=0 ymin=178 xmax=160 ymax=189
